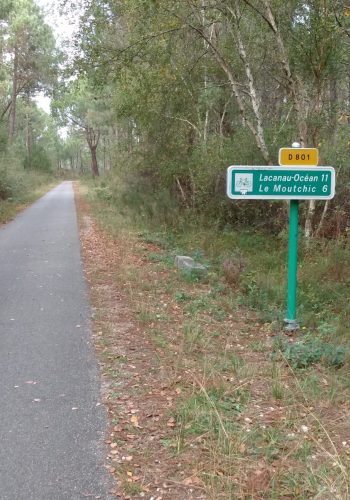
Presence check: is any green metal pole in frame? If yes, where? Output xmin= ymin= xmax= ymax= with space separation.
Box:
xmin=285 ymin=199 xmax=299 ymax=331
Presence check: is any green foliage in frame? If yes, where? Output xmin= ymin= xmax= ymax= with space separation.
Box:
xmin=174 ymin=291 xmax=192 ymax=302
xmin=23 ymin=145 xmax=52 ymax=171
xmin=175 ymin=386 xmax=244 ymax=439
xmin=0 ymin=162 xmax=54 ymax=225
xmin=0 ymin=167 xmax=16 ymax=199
xmin=0 ymin=0 xmax=63 ymax=176
xmin=0 ymin=125 xmax=8 ymax=152
xmin=282 ymin=337 xmax=347 ymax=369
xmin=7 ymin=0 xmax=59 ymax=94
xmin=181 ymin=267 xmax=207 ymax=284
xmin=56 ymin=0 xmax=350 ymax=238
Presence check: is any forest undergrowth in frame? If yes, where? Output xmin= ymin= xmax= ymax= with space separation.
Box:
xmin=77 ymin=178 xmax=350 ymax=499
xmin=0 ymin=166 xmax=58 ymax=225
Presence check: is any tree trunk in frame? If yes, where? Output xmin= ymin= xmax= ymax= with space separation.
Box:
xmin=25 ymin=102 xmax=32 ymax=167
xmin=257 ymin=1 xmax=308 ymax=146
xmin=190 ymin=22 xmax=271 ymax=163
xmin=329 ymin=77 xmax=338 ymax=140
xmin=1 ymin=99 xmax=12 ymax=121
xmin=201 ymin=2 xmax=214 ymax=148
xmin=304 ymin=199 xmax=316 ymax=239
xmin=8 ymin=46 xmax=18 ymax=144
xmin=232 ymin=3 xmax=271 ymax=163
xmin=315 ymin=200 xmax=330 ymax=237
xmin=90 ymin=145 xmax=99 ymax=177
xmin=85 ymin=126 xmax=100 ymax=177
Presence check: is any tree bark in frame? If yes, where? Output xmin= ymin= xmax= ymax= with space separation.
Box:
xmin=85 ymin=126 xmax=100 ymax=177
xmin=8 ymin=46 xmax=18 ymax=144
xmin=189 ymin=21 xmax=271 ymax=163
xmin=231 ymin=3 xmax=271 ymax=163
xmin=262 ymin=1 xmax=308 ymax=146
xmin=304 ymin=199 xmax=316 ymax=240
xmin=201 ymin=2 xmax=215 ymax=147
xmin=314 ymin=200 xmax=330 ymax=238
xmin=1 ymin=99 xmax=12 ymax=121
xmin=90 ymin=145 xmax=99 ymax=177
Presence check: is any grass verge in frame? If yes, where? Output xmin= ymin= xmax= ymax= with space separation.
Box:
xmin=76 ymin=180 xmax=350 ymax=499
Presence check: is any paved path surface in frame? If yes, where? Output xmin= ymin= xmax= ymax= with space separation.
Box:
xmin=0 ymin=182 xmax=114 ymax=499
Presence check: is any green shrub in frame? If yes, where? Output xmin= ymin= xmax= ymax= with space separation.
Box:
xmin=283 ymin=337 xmax=347 ymax=369
xmin=0 ymin=167 xmax=23 ymax=200
xmin=23 ymin=145 xmax=52 ymax=172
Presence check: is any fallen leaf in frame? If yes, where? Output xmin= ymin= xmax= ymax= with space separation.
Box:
xmin=183 ymin=476 xmax=201 ymax=486
xmin=167 ymin=417 xmax=176 ymax=428
xmin=130 ymin=415 xmax=140 ymax=427
xmin=239 ymin=443 xmax=246 ymax=453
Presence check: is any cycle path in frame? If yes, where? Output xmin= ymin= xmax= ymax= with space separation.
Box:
xmin=0 ymin=182 xmax=114 ymax=499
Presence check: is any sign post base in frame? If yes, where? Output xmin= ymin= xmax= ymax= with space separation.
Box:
xmin=284 ymin=318 xmax=300 ymax=332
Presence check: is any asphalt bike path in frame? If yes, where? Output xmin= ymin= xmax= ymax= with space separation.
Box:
xmin=0 ymin=182 xmax=114 ymax=499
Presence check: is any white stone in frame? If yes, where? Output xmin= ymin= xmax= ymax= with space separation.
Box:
xmin=174 ymin=256 xmax=206 ymax=272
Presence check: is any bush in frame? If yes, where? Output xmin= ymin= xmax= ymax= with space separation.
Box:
xmin=23 ymin=145 xmax=52 ymax=172
xmin=0 ymin=168 xmax=20 ymax=200
xmin=283 ymin=337 xmax=347 ymax=369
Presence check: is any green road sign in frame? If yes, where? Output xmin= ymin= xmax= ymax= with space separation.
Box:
xmin=227 ymin=166 xmax=335 ymax=200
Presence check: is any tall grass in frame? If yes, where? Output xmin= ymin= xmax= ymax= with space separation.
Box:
xmin=87 ymin=173 xmax=350 ymax=338
xmin=83 ymin=176 xmax=350 ymax=499
xmin=0 ymin=154 xmax=56 ymax=223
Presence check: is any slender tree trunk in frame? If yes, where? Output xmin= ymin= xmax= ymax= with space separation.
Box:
xmin=232 ymin=3 xmax=270 ymax=163
xmin=1 ymin=99 xmax=12 ymax=121
xmin=25 ymin=100 xmax=32 ymax=167
xmin=201 ymin=2 xmax=214 ymax=147
xmin=305 ymin=82 xmax=325 ymax=240
xmin=252 ymin=1 xmax=308 ymax=146
xmin=103 ymin=136 xmax=106 ymax=172
xmin=9 ymin=46 xmax=18 ymax=144
xmin=90 ymin=145 xmax=99 ymax=177
xmin=329 ymin=77 xmax=338 ymax=141
xmin=78 ymin=150 xmax=82 ymax=173
xmin=190 ymin=22 xmax=271 ymax=162
xmin=305 ymin=200 xmax=316 ymax=239
xmin=25 ymin=111 xmax=29 ymax=159
xmin=85 ymin=126 xmax=100 ymax=177
xmin=314 ymin=200 xmax=330 ymax=237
